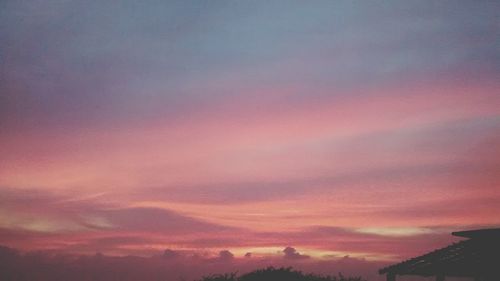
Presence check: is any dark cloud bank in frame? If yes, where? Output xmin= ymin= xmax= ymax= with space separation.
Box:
xmin=0 ymin=245 xmax=470 ymax=281
xmin=0 ymin=245 xmax=389 ymax=281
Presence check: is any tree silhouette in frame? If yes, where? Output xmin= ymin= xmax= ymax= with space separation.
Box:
xmin=196 ymin=267 xmax=365 ymax=281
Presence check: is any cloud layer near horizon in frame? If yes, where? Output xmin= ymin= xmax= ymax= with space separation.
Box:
xmin=0 ymin=0 xmax=499 ymax=278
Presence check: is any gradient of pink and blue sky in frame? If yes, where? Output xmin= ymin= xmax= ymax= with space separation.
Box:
xmin=0 ymin=0 xmax=499 ymax=279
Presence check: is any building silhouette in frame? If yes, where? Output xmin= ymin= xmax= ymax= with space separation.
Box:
xmin=379 ymin=228 xmax=500 ymax=281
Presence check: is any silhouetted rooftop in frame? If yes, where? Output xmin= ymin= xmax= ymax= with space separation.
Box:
xmin=379 ymin=228 xmax=500 ymax=280
xmin=452 ymin=228 xmax=500 ymax=239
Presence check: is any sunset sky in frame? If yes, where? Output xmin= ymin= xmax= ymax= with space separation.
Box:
xmin=0 ymin=1 xmax=499 ymax=279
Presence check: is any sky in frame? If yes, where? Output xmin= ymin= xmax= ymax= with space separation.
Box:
xmin=0 ymin=0 xmax=499 ymax=280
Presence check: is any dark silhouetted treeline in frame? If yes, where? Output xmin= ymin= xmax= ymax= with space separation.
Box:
xmin=197 ymin=267 xmax=366 ymax=281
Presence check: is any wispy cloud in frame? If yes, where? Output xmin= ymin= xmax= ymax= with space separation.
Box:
xmin=0 ymin=1 xmax=498 ymax=276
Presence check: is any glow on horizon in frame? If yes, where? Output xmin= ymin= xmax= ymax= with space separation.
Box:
xmin=354 ymin=227 xmax=436 ymax=237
